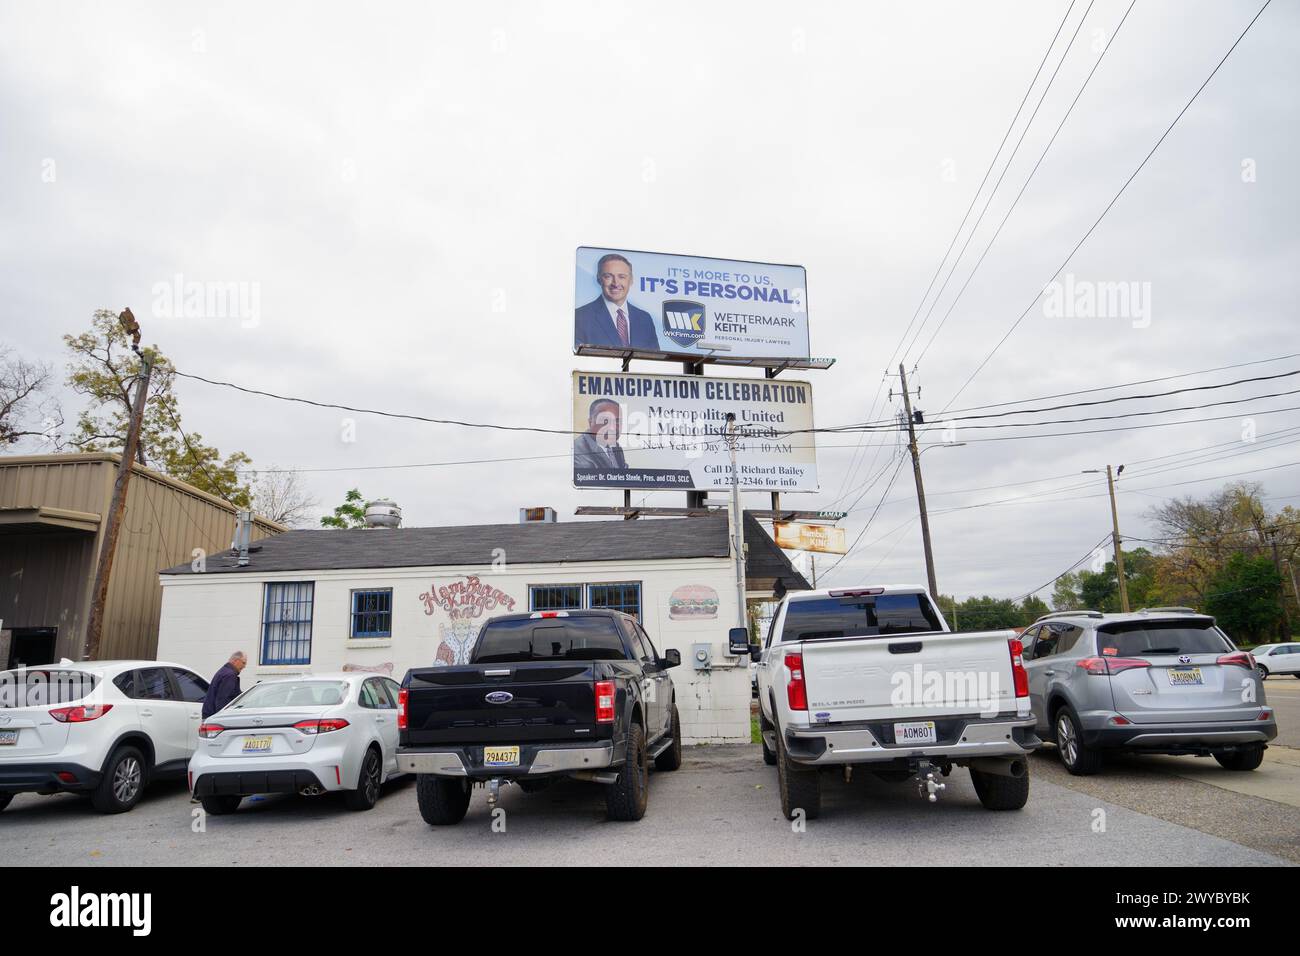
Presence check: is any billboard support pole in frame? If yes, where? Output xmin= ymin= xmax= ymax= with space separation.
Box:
xmin=725 ymin=413 xmax=747 ymax=630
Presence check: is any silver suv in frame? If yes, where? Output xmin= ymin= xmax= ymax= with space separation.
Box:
xmin=1022 ymin=609 xmax=1277 ymax=775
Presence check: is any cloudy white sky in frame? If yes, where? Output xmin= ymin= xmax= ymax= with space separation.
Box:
xmin=2 ymin=0 xmax=1296 ymax=600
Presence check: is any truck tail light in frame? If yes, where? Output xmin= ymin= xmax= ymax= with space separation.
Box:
xmin=1077 ymin=656 xmax=1150 ymax=675
xmin=197 ymin=722 xmax=225 ymax=739
xmin=1008 ymin=638 xmax=1029 ymax=698
xmin=397 ymin=688 xmax=408 ymax=730
xmin=293 ymin=718 xmax=349 ymax=735
xmin=595 ymin=680 xmax=616 ymax=723
xmin=1216 ymin=651 xmax=1255 ymax=670
xmin=49 ymin=703 xmax=113 ymax=723
xmin=785 ymin=654 xmax=807 ymax=711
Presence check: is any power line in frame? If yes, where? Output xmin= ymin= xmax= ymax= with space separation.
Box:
xmin=937 ymin=0 xmax=1275 ymax=415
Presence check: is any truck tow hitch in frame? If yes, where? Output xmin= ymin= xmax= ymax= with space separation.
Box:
xmin=914 ymin=760 xmax=947 ymax=803
xmin=486 ymin=777 xmax=503 ymax=810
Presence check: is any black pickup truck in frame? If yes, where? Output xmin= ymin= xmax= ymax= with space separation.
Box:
xmin=397 ymin=609 xmax=682 ymax=824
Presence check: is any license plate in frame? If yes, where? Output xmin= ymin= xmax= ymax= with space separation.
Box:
xmin=483 ymin=745 xmax=520 ymax=767
xmin=0 ymin=730 xmax=17 ymax=746
xmin=242 ymin=736 xmax=273 ymax=753
xmin=894 ymin=721 xmax=937 ymax=745
xmin=1168 ymin=667 xmax=1203 ymax=686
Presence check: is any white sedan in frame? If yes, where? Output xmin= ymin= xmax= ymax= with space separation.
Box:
xmin=1253 ymin=643 xmax=1300 ymax=679
xmin=188 ymin=673 xmax=405 ymax=815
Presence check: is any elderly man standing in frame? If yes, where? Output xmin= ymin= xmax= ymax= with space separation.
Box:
xmin=202 ymin=651 xmax=247 ymax=718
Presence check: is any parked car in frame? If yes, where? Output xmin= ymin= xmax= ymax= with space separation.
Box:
xmin=1022 ymin=609 xmax=1277 ymax=774
xmin=0 ymin=660 xmax=210 ymax=814
xmin=1251 ymin=643 xmax=1300 ymax=679
xmin=188 ymin=672 xmax=406 ymax=815
xmin=754 ymin=586 xmax=1040 ymax=818
xmin=397 ymin=609 xmax=682 ymax=825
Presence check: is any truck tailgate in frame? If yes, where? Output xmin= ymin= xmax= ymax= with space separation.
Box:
xmin=799 ymin=629 xmax=1018 ymax=723
xmin=404 ymin=661 xmax=600 ymax=746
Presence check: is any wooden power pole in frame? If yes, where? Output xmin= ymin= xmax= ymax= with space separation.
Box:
xmin=84 ymin=327 xmax=153 ymax=660
xmin=898 ymin=363 xmax=938 ymax=598
xmin=1105 ymin=465 xmax=1130 ymax=613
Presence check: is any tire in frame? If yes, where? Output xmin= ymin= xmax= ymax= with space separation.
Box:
xmin=1054 ymin=705 xmax=1103 ymax=776
xmin=605 ymin=723 xmax=649 ymax=821
xmin=1257 ymin=664 xmax=1269 ymax=680
xmin=200 ymin=795 xmax=242 ymax=815
xmin=759 ymin=711 xmax=777 ymax=766
xmin=344 ymin=746 xmax=383 ymax=811
xmin=91 ymin=745 xmax=147 ymax=813
xmin=1214 ymin=745 xmax=1265 ymax=771
xmin=415 ymin=774 xmax=471 ymax=826
xmin=970 ymin=766 xmax=1030 ymax=811
xmin=776 ymin=731 xmax=820 ymax=821
xmin=0 ymin=793 xmax=12 ymax=813
xmin=654 ymin=704 xmax=682 ymax=771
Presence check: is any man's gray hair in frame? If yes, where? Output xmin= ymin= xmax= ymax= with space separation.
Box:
xmin=229 ymin=651 xmax=247 ymax=663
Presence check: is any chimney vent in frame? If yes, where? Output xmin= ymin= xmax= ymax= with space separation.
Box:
xmin=364 ymin=499 xmax=402 ymax=529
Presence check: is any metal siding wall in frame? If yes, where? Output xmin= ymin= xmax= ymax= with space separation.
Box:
xmin=0 ymin=533 xmax=97 ymax=659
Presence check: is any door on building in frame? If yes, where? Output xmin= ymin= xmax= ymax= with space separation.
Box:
xmin=7 ymin=628 xmax=57 ymax=669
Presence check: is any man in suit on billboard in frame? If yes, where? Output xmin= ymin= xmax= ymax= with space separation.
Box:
xmin=574 ymin=398 xmax=629 ymax=473
xmin=575 ymin=252 xmax=659 ymax=350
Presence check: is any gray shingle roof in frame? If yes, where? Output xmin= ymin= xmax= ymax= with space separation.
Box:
xmin=161 ymin=515 xmax=732 ymax=575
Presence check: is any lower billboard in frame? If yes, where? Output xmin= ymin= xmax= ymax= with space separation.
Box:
xmin=572 ymin=370 xmax=818 ymax=493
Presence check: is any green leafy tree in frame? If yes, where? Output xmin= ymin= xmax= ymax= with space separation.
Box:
xmin=63 ymin=309 xmax=252 ymax=505
xmin=1050 ymin=571 xmax=1081 ymax=611
xmin=1020 ymin=595 xmax=1050 ymax=622
xmin=1205 ymin=553 xmax=1284 ymax=644
xmin=321 ymin=488 xmax=368 ymax=529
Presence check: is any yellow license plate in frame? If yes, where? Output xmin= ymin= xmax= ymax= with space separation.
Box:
xmin=1168 ymin=667 xmax=1203 ymax=686
xmin=483 ymin=745 xmax=520 ymax=767
xmin=242 ymin=736 xmax=273 ymax=753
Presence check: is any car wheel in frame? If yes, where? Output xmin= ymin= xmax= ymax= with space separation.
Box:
xmin=344 ymin=746 xmax=383 ymax=811
xmin=416 ymin=774 xmax=472 ymax=825
xmin=970 ymin=765 xmax=1030 ymax=810
xmin=1257 ymin=664 xmax=1269 ymax=680
xmin=0 ymin=793 xmax=12 ymax=813
xmin=606 ymin=722 xmax=649 ymax=821
xmin=91 ymin=745 xmax=147 ymax=813
xmin=654 ymin=704 xmax=683 ymax=772
xmin=1214 ymin=744 xmax=1265 ymax=771
xmin=1054 ymin=706 xmax=1102 ymax=776
xmin=200 ymin=795 xmax=242 ymax=815
xmin=776 ymin=729 xmax=821 ymax=820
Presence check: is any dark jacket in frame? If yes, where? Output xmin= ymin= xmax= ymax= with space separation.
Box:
xmin=575 ymin=297 xmax=659 ymax=350
xmin=573 ymin=432 xmax=629 ymax=473
xmin=202 ymin=662 xmax=242 ymax=718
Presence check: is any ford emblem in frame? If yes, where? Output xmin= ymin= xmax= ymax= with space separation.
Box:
xmin=485 ymin=691 xmax=514 ymax=705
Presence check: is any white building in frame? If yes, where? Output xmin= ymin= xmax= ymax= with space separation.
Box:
xmin=156 ymin=513 xmax=808 ymax=743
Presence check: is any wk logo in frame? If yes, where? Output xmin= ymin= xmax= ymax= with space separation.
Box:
xmin=661 ymin=299 xmax=706 ymax=345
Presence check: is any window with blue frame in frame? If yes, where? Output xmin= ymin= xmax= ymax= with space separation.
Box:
xmin=262 ymin=582 xmax=314 ymax=665
xmin=350 ymin=588 xmax=393 ymax=638
xmin=529 ymin=584 xmax=583 ymax=613
xmin=587 ymin=582 xmax=641 ymax=619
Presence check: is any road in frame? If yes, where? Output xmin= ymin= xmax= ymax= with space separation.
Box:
xmin=1 ymin=745 xmax=1291 ymax=867
xmin=1263 ymin=676 xmax=1300 ymax=749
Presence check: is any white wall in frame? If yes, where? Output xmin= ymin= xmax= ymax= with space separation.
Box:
xmin=157 ymin=555 xmax=750 ymax=743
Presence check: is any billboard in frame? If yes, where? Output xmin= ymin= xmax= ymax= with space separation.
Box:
xmin=574 ymin=246 xmax=810 ymax=362
xmin=773 ymin=521 xmax=847 ymax=555
xmin=572 ymin=370 xmax=818 ymax=493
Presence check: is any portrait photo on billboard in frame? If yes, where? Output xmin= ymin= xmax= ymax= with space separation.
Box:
xmin=573 ymin=246 xmax=811 ymax=362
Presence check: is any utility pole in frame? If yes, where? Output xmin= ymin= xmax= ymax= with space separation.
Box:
xmin=1105 ymin=465 xmax=1129 ymax=613
xmin=1265 ymin=527 xmax=1291 ymax=639
xmin=84 ymin=318 xmax=152 ymax=661
xmin=725 ymin=413 xmax=747 ymax=630
xmin=897 ymin=363 xmax=938 ymax=598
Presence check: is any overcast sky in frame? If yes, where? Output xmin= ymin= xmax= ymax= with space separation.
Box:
xmin=2 ymin=0 xmax=1296 ymax=601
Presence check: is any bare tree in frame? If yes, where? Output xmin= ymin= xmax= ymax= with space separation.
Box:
xmin=251 ymin=467 xmax=319 ymax=527
xmin=0 ymin=345 xmax=62 ymax=449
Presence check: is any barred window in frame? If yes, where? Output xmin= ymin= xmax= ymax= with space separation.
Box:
xmin=351 ymin=589 xmax=393 ymax=638
xmin=587 ymin=582 xmax=641 ymax=620
xmin=262 ymin=582 xmax=314 ymax=665
xmin=529 ymin=584 xmax=583 ymax=613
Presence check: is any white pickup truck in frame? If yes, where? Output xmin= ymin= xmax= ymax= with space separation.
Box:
xmin=753 ymin=585 xmax=1040 ymax=817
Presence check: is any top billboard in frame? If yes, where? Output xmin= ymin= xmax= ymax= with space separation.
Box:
xmin=574 ymin=246 xmax=811 ymax=363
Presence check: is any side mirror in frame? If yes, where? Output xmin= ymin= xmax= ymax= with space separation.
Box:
xmin=660 ymin=648 xmax=681 ymax=669
xmin=750 ymin=645 xmax=762 ymax=663
xmin=728 ymin=627 xmax=751 ymax=656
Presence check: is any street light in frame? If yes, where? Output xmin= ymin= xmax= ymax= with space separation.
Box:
xmin=1082 ymin=465 xmax=1128 ymax=612
xmin=920 ymin=442 xmax=967 ymax=456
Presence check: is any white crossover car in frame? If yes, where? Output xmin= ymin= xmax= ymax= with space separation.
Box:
xmin=0 ymin=660 xmax=210 ymax=814
xmin=1252 ymin=643 xmax=1300 ymax=679
xmin=188 ymin=672 xmax=406 ymax=815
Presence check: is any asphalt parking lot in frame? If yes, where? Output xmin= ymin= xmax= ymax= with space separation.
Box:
xmin=2 ymin=741 xmax=1294 ymax=866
